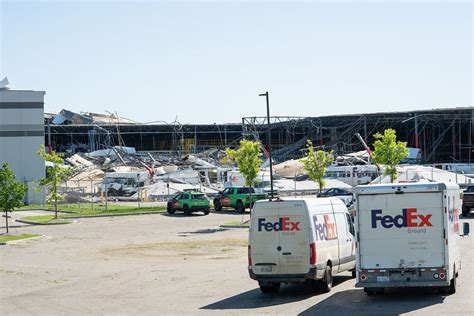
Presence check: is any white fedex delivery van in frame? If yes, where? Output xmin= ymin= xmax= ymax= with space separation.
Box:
xmin=353 ymin=182 xmax=469 ymax=295
xmin=248 ymin=197 xmax=356 ymax=294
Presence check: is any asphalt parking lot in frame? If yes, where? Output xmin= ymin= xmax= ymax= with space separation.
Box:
xmin=1 ymin=210 xmax=473 ymax=315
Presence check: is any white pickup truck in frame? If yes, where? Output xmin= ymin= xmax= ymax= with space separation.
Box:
xmin=353 ymin=182 xmax=469 ymax=295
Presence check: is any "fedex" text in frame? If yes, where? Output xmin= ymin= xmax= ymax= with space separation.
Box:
xmin=371 ymin=208 xmax=433 ymax=229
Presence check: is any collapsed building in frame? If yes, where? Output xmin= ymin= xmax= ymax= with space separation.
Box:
xmin=46 ymin=107 xmax=473 ymax=164
xmin=40 ymin=107 xmax=474 ymax=204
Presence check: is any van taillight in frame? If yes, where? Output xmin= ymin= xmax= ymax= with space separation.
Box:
xmin=310 ymin=242 xmax=316 ymax=265
xmin=248 ymin=245 xmax=252 ymax=266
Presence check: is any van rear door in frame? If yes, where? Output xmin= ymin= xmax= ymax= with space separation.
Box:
xmin=250 ymin=202 xmax=281 ymax=275
xmin=277 ymin=201 xmax=311 ymax=275
xmin=358 ymin=192 xmax=445 ymax=269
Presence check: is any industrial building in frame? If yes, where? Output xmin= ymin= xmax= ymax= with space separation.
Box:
xmin=46 ymin=107 xmax=473 ymax=164
xmin=0 ymin=79 xmax=46 ymax=204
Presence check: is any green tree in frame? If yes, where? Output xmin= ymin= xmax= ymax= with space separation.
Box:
xmin=372 ymin=128 xmax=409 ymax=183
xmin=0 ymin=162 xmax=28 ymax=233
xmin=36 ymin=146 xmax=73 ymax=219
xmin=302 ymin=141 xmax=334 ymax=194
xmin=225 ymin=140 xmax=262 ymax=188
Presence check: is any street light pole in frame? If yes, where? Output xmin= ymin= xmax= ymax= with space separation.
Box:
xmin=259 ymin=91 xmax=274 ymax=201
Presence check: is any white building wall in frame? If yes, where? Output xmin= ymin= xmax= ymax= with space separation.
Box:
xmin=0 ymin=89 xmax=46 ymax=204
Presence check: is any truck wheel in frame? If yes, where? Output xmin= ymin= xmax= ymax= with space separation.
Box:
xmin=259 ymin=282 xmax=280 ymax=294
xmin=167 ymin=203 xmax=175 ymax=215
xmin=319 ymin=265 xmax=333 ymax=293
xmin=448 ymin=269 xmax=457 ymax=294
xmin=183 ymin=205 xmax=191 ymax=216
xmin=351 ymin=269 xmax=356 ymax=278
xmin=462 ymin=206 xmax=469 ymax=217
xmin=236 ymin=201 xmax=245 ymax=213
xmin=213 ymin=199 xmax=222 ymax=211
xmin=364 ymin=287 xmax=384 ymax=295
xmin=203 ymin=207 xmax=210 ymax=215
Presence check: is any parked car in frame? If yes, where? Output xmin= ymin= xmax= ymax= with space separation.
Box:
xmin=248 ymin=197 xmax=356 ymax=294
xmin=318 ymin=188 xmax=353 ymax=206
xmin=213 ymin=187 xmax=267 ymax=213
xmin=462 ymin=185 xmax=474 ymax=217
xmin=167 ymin=191 xmax=211 ymax=216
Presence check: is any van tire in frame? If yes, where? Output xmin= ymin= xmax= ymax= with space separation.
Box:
xmin=203 ymin=207 xmax=210 ymax=215
xmin=319 ymin=265 xmax=333 ymax=293
xmin=236 ymin=201 xmax=245 ymax=213
xmin=183 ymin=205 xmax=191 ymax=216
xmin=214 ymin=199 xmax=222 ymax=212
xmin=259 ymin=282 xmax=280 ymax=294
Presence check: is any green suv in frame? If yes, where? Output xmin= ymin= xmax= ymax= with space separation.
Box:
xmin=167 ymin=191 xmax=211 ymax=216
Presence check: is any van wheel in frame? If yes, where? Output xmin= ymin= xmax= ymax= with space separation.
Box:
xmin=319 ymin=265 xmax=333 ymax=293
xmin=259 ymin=282 xmax=280 ymax=294
xmin=236 ymin=201 xmax=245 ymax=213
xmin=203 ymin=207 xmax=210 ymax=215
xmin=213 ymin=199 xmax=222 ymax=212
xmin=183 ymin=205 xmax=191 ymax=216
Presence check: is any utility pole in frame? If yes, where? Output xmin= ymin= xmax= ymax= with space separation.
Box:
xmin=47 ymin=121 xmax=52 ymax=153
xmin=259 ymin=91 xmax=274 ymax=200
xmin=415 ymin=114 xmax=419 ymax=148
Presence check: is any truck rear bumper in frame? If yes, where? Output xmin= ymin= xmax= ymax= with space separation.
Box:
xmin=355 ymin=280 xmax=449 ymax=288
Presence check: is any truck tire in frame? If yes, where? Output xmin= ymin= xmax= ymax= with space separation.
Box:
xmin=167 ymin=203 xmax=175 ymax=215
xmin=319 ymin=265 xmax=333 ymax=293
xmin=448 ymin=267 xmax=457 ymax=294
xmin=236 ymin=200 xmax=245 ymax=213
xmin=364 ymin=287 xmax=385 ymax=295
xmin=213 ymin=199 xmax=222 ymax=212
xmin=259 ymin=282 xmax=280 ymax=294
xmin=183 ymin=205 xmax=191 ymax=216
xmin=462 ymin=206 xmax=469 ymax=217
xmin=351 ymin=269 xmax=356 ymax=278
xmin=203 ymin=207 xmax=210 ymax=215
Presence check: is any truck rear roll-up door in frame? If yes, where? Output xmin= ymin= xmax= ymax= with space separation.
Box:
xmin=358 ymin=192 xmax=444 ymax=269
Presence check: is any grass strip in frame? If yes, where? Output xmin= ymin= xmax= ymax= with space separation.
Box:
xmin=221 ymin=221 xmax=250 ymax=228
xmin=21 ymin=215 xmax=72 ymax=224
xmin=0 ymin=234 xmax=41 ymax=243
xmin=19 ymin=204 xmax=166 ymax=217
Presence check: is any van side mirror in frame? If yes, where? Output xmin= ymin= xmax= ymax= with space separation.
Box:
xmin=462 ymin=222 xmax=470 ymax=236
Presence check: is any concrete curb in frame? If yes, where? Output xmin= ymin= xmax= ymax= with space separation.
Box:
xmin=64 ymin=211 xmax=166 ymax=219
xmin=15 ymin=219 xmax=72 ymax=225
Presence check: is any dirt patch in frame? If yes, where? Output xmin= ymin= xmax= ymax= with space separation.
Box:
xmin=102 ymin=238 xmax=247 ymax=259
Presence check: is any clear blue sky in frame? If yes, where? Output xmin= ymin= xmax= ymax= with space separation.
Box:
xmin=1 ymin=1 xmax=472 ymax=123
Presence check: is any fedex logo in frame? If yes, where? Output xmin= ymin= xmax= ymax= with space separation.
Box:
xmin=258 ymin=217 xmax=301 ymax=232
xmin=371 ymin=208 xmax=433 ymax=229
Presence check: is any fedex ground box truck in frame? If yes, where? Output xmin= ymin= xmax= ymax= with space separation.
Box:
xmin=353 ymin=182 xmax=469 ymax=295
xmin=248 ymin=197 xmax=356 ymax=294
